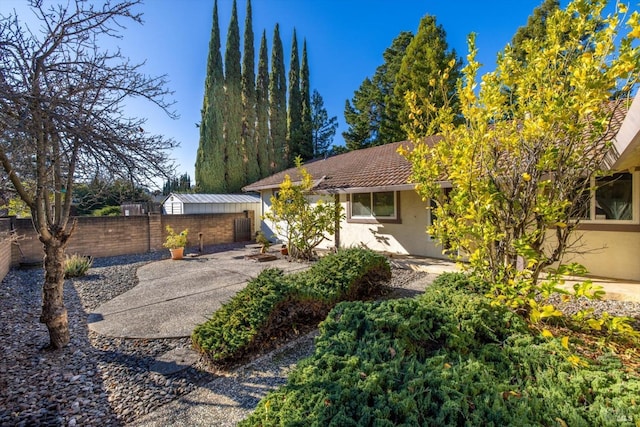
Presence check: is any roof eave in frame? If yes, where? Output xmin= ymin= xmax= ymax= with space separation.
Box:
xmin=611 ymin=92 xmax=640 ymax=171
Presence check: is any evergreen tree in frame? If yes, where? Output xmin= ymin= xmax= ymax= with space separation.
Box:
xmin=287 ymin=29 xmax=304 ymax=164
xmin=224 ymin=0 xmax=244 ymax=192
xmin=195 ymin=0 xmax=226 ymax=192
xmin=395 ymin=15 xmax=461 ymax=137
xmin=256 ymin=30 xmax=271 ymax=178
xmin=163 ymin=173 xmax=192 ymax=195
xmin=379 ymin=31 xmax=414 ymax=143
xmin=311 ymin=90 xmax=338 ymax=157
xmin=269 ymin=24 xmax=287 ymax=172
xmin=242 ymin=0 xmax=259 ymax=184
xmin=511 ymin=0 xmax=560 ymax=62
xmin=343 ymin=32 xmax=413 ymax=150
xmin=343 ymin=77 xmax=383 ymax=150
xmin=300 ymin=39 xmax=314 ymax=160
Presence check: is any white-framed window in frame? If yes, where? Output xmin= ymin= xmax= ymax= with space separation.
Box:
xmin=350 ymin=191 xmax=397 ymax=220
xmin=580 ymin=171 xmax=637 ymax=223
xmin=594 ymin=173 xmax=633 ymax=220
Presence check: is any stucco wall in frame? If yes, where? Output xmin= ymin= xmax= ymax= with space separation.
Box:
xmin=259 ymin=189 xmax=445 ymax=258
xmin=334 ymin=190 xmax=445 ymax=258
xmin=560 ymin=229 xmax=640 ymax=281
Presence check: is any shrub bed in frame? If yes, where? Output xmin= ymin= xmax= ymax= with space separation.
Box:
xmin=241 ymin=273 xmax=640 ymax=426
xmin=191 ymin=248 xmax=391 ymax=366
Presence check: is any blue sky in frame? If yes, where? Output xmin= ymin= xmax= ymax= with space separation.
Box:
xmin=1 ymin=0 xmax=614 ymax=187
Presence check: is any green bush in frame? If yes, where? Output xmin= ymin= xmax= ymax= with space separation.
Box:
xmin=192 ymin=248 xmax=391 ymax=365
xmin=92 ymin=205 xmax=121 ymax=216
xmin=64 ymin=254 xmax=93 ymax=278
xmin=241 ymin=273 xmax=640 ymax=426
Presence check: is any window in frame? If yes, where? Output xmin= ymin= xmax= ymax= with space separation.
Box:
xmin=595 ymin=173 xmax=633 ymax=220
xmin=350 ymin=191 xmax=397 ymax=220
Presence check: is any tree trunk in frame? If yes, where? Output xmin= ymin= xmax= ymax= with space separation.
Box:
xmin=39 ymin=239 xmax=69 ymax=349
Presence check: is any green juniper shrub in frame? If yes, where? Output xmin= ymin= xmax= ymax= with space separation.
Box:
xmin=241 ymin=273 xmax=640 ymax=427
xmin=192 ymin=268 xmax=292 ymax=363
xmin=296 ymin=247 xmax=391 ymax=302
xmin=192 ymin=248 xmax=391 ymax=366
xmin=64 ymin=254 xmax=93 ymax=278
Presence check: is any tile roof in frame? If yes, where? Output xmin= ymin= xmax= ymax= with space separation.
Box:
xmin=165 ymin=193 xmax=261 ymax=204
xmin=243 ymin=96 xmax=635 ymax=194
xmin=243 ymin=138 xmax=440 ymax=193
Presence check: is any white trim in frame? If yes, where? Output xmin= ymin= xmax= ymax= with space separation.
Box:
xmin=584 ymin=171 xmax=638 ymax=224
xmin=349 ymin=191 xmax=398 ymax=220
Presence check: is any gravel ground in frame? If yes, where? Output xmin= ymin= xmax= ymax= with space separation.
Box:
xmin=0 ymin=248 xmax=638 ymax=427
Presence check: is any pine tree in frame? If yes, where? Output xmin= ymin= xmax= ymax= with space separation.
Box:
xmin=394 ymin=15 xmax=461 ymax=137
xmin=195 ymin=0 xmax=226 ymax=192
xmin=242 ymin=0 xmax=259 ymax=184
xmin=311 ymin=90 xmax=338 ymax=157
xmin=224 ymin=0 xmax=244 ymax=192
xmin=269 ymin=24 xmax=287 ymax=172
xmin=343 ymin=32 xmax=413 ymax=150
xmin=343 ymin=77 xmax=382 ymax=150
xmin=287 ymin=29 xmax=303 ymax=164
xmin=256 ymin=30 xmax=270 ymax=178
xmin=300 ymin=39 xmax=313 ymax=160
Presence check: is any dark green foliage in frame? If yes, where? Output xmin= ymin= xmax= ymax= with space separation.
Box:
xmin=192 ymin=248 xmax=390 ymax=365
xmin=64 ymin=254 xmax=93 ymax=278
xmin=343 ymin=77 xmax=385 ymax=151
xmin=510 ymin=0 xmax=560 ymax=63
xmin=256 ymin=30 xmax=270 ymax=178
xmin=242 ymin=272 xmax=640 ymax=426
xmin=287 ymin=29 xmax=306 ymax=163
xmin=162 ymin=173 xmax=191 ymax=195
xmin=394 ymin=15 xmax=462 ymax=136
xmin=300 ymin=40 xmax=313 ymax=160
xmin=224 ymin=0 xmax=244 ymax=193
xmin=74 ymin=178 xmax=151 ymax=216
xmin=343 ymin=32 xmax=413 ymax=151
xmin=269 ymin=24 xmax=287 ymax=172
xmin=311 ymin=89 xmax=338 ymax=157
xmin=195 ymin=0 xmax=226 ymax=193
xmin=242 ymin=0 xmax=259 ymax=185
xmin=92 ymin=205 xmax=122 ymax=216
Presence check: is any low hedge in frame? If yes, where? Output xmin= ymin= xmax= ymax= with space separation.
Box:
xmin=241 ymin=273 xmax=640 ymax=426
xmin=191 ymin=248 xmax=391 ymax=366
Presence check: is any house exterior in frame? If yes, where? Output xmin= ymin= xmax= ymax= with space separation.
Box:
xmin=243 ymin=138 xmax=446 ymax=259
xmin=565 ymin=93 xmax=640 ymax=281
xmin=244 ymin=93 xmax=640 ymax=281
xmin=162 ymin=193 xmax=261 ymax=232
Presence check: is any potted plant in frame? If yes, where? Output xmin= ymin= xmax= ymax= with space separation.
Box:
xmin=164 ymin=226 xmax=188 ymax=260
xmin=255 ymin=231 xmax=270 ymax=254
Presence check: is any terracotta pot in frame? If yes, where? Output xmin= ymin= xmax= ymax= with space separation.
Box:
xmin=170 ymin=247 xmax=184 ymax=260
xmin=280 ymin=247 xmax=288 ymax=256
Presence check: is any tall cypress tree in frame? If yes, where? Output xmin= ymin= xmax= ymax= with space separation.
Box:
xmin=300 ymin=39 xmax=313 ymax=160
xmin=242 ymin=0 xmax=259 ymax=184
xmin=269 ymin=24 xmax=287 ymax=172
xmin=224 ymin=0 xmax=244 ymax=192
xmin=287 ymin=29 xmax=303 ymax=164
xmin=256 ymin=30 xmax=270 ymax=178
xmin=195 ymin=0 xmax=226 ymax=192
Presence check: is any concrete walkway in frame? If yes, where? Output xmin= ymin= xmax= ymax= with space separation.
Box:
xmin=88 ymin=250 xmax=639 ymax=340
xmin=87 ymin=248 xmax=309 ymax=339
